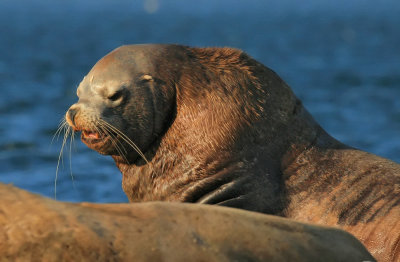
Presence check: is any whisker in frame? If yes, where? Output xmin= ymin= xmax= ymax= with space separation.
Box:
xmin=99 ymin=123 xmax=130 ymax=163
xmin=51 ymin=118 xmax=68 ymax=145
xmin=95 ymin=124 xmax=129 ymax=163
xmin=99 ymin=119 xmax=149 ymax=163
xmin=102 ymin=121 xmax=148 ymax=163
xmin=55 ymin=125 xmax=71 ymax=200
xmin=69 ymin=129 xmax=76 ymax=190
xmin=100 ymin=120 xmax=146 ymax=160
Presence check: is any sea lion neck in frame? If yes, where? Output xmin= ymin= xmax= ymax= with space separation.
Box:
xmin=280 ymin=104 xmax=352 ymax=211
xmin=280 ymin=101 xmax=346 ymax=175
xmin=111 ymin=47 xmax=315 ymax=211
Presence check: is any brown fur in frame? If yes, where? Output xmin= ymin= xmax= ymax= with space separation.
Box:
xmin=0 ymin=184 xmax=375 ymax=261
xmin=66 ymin=44 xmax=400 ymax=261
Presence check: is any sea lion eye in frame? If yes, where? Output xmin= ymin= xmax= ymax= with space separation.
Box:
xmin=108 ymin=90 xmax=123 ymax=101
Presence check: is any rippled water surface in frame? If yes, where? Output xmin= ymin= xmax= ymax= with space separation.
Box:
xmin=0 ymin=0 xmax=399 ymax=202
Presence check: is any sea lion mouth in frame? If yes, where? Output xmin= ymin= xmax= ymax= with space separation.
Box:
xmin=81 ymin=129 xmax=107 ymax=145
xmin=82 ymin=129 xmax=101 ymax=139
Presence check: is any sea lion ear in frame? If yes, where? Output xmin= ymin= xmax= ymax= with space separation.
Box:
xmin=140 ymin=74 xmax=154 ymax=82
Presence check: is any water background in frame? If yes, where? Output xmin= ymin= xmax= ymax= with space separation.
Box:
xmin=0 ymin=0 xmax=399 ymax=202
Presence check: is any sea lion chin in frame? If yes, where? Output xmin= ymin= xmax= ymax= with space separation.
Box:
xmin=66 ymin=44 xmax=400 ymax=261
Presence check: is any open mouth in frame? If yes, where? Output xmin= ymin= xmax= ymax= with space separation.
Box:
xmin=81 ymin=129 xmax=106 ymax=144
xmin=82 ymin=130 xmax=101 ymax=139
xmin=78 ymin=128 xmax=118 ymax=154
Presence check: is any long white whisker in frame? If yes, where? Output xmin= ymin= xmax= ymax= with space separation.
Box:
xmin=99 ymin=123 xmax=130 ymax=163
xmin=94 ymin=124 xmax=127 ymax=160
xmin=69 ymin=129 xmax=76 ymax=190
xmin=55 ymin=125 xmax=71 ymax=200
xmin=101 ymin=124 xmax=128 ymax=154
xmin=95 ymin=123 xmax=129 ymax=163
xmin=101 ymin=120 xmax=149 ymax=163
xmin=99 ymin=119 xmax=149 ymax=163
xmin=104 ymin=123 xmax=148 ymax=163
xmin=51 ymin=118 xmax=68 ymax=145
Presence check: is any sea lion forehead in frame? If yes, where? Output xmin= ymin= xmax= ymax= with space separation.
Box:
xmin=91 ymin=44 xmax=189 ymax=84
xmin=76 ymin=45 xmax=166 ymax=97
xmin=111 ymin=44 xmax=191 ymax=69
xmin=90 ymin=51 xmax=138 ymax=79
xmin=112 ymin=44 xmax=173 ymax=64
xmin=88 ymin=44 xmax=171 ymax=80
xmin=113 ymin=44 xmax=177 ymax=59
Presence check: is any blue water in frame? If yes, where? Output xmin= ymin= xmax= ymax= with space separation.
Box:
xmin=0 ymin=0 xmax=399 ymax=203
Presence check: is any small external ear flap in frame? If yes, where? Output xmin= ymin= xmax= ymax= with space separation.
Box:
xmin=141 ymin=74 xmax=154 ymax=82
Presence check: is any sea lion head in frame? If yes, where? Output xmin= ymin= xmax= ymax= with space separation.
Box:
xmin=65 ymin=45 xmax=178 ymax=161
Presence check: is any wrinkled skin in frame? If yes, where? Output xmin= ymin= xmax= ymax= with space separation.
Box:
xmin=66 ymin=44 xmax=400 ymax=261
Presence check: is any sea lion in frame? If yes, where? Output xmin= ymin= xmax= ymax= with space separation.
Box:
xmin=66 ymin=44 xmax=399 ymax=261
xmin=0 ymin=183 xmax=375 ymax=261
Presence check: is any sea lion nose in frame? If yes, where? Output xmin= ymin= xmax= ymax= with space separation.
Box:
xmin=66 ymin=106 xmax=79 ymax=127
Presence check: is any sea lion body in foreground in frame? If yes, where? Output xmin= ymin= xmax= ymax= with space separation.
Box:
xmin=66 ymin=44 xmax=400 ymax=261
xmin=0 ymin=183 xmax=375 ymax=262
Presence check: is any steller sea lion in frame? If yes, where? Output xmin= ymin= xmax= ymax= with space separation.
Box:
xmin=0 ymin=183 xmax=375 ymax=261
xmin=65 ymin=44 xmax=399 ymax=261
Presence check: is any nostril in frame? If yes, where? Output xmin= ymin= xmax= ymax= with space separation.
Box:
xmin=67 ymin=108 xmax=78 ymax=125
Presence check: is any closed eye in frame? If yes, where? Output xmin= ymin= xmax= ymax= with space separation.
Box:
xmin=108 ymin=90 xmax=123 ymax=101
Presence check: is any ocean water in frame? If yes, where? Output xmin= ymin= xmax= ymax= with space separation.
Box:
xmin=0 ymin=0 xmax=399 ymax=202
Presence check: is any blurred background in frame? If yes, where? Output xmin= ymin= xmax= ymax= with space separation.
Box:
xmin=0 ymin=0 xmax=399 ymax=202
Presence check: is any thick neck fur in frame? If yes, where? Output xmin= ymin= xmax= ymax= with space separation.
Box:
xmin=108 ymin=46 xmax=400 ymax=261
xmin=113 ymin=47 xmax=340 ymax=213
